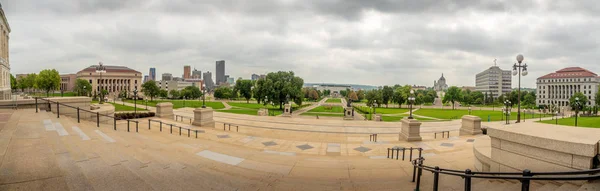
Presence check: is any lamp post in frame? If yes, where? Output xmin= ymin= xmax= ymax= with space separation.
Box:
xmin=201 ymin=88 xmax=206 ymax=108
xmin=555 ymin=111 xmax=559 ymax=125
xmin=373 ymin=100 xmax=377 ymax=114
xmin=145 ymin=98 xmax=148 ymax=110
xmin=501 ymin=106 xmax=505 ymax=121
xmin=575 ymin=97 xmax=581 ymax=127
xmin=133 ymin=87 xmax=138 ymax=114
xmin=504 ymin=100 xmax=511 ymax=125
xmin=96 ymin=62 xmax=106 ymax=104
xmin=83 ymin=86 xmax=86 ymax=97
xmin=183 ymin=96 xmax=186 ymax=108
xmin=408 ymin=90 xmax=415 ymax=119
xmin=513 ymin=54 xmax=528 ymax=123
xmin=468 ymin=106 xmax=472 ymax=115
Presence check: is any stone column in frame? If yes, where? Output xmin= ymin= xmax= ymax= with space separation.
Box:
xmin=156 ymin=102 xmax=173 ymax=119
xmin=373 ymin=114 xmax=382 ymax=121
xmin=399 ymin=118 xmax=422 ymax=141
xmin=281 ymin=103 xmax=292 ymax=117
xmin=460 ymin=115 xmax=483 ymax=135
xmin=192 ymin=107 xmax=215 ymax=127
xmin=343 ymin=107 xmax=354 ymax=120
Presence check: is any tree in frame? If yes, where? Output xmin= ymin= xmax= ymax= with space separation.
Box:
xmin=365 ymin=89 xmax=382 ymax=107
xmin=348 ymin=91 xmax=358 ymax=101
xmin=25 ymin=73 xmax=38 ymax=93
xmin=181 ymin=86 xmax=202 ymax=99
xmin=570 ymin=92 xmax=588 ymax=110
xmin=523 ymin=93 xmax=536 ymax=108
xmin=36 ymin=69 xmax=60 ymax=97
xmin=443 ymin=86 xmax=462 ymax=110
xmin=73 ymin=79 xmax=92 ymax=96
xmin=141 ymin=81 xmax=160 ymax=101
xmin=596 ymin=88 xmax=600 ymax=107
xmin=308 ymin=89 xmax=320 ymax=101
xmin=234 ymin=79 xmax=253 ymax=103
xmin=323 ymin=89 xmax=331 ymax=96
xmin=392 ymin=86 xmax=407 ymax=108
xmin=265 ymin=71 xmax=304 ymax=108
xmin=10 ymin=74 xmax=16 ymax=91
xmin=158 ymin=89 xmax=168 ymax=98
xmin=381 ymin=86 xmax=394 ymax=108
xmin=471 ymin=91 xmax=484 ymax=104
xmin=357 ymin=89 xmax=365 ymax=101
xmin=169 ymin=89 xmax=180 ymax=99
xmin=340 ymin=89 xmax=349 ymax=97
xmin=214 ymin=86 xmax=233 ymax=99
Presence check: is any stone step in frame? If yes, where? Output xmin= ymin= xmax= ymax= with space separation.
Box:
xmin=536 ymin=182 xmax=560 ymax=191
xmin=555 ymin=183 xmax=581 ymax=191
xmin=577 ymin=180 xmax=600 ymax=191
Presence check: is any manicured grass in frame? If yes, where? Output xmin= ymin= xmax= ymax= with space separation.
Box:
xmin=123 ymin=100 xmax=225 ymax=109
xmin=373 ymin=107 xmax=410 ymax=114
xmin=539 ymin=116 xmax=600 ymax=128
xmin=308 ymin=106 xmax=344 ymax=113
xmin=92 ymin=101 xmax=147 ymax=112
xmin=32 ymin=92 xmax=79 ymax=97
xmin=414 ymin=108 xmax=552 ymax=121
xmin=218 ymin=108 xmax=259 ymax=115
xmin=301 ymin=112 xmax=344 ymax=117
xmin=325 ymin=98 xmax=341 ymax=103
xmin=228 ymin=102 xmax=298 ymax=109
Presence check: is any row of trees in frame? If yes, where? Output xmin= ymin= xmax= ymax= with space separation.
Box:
xmin=140 ymin=80 xmax=203 ymax=101
xmin=13 ymin=69 xmax=61 ymax=97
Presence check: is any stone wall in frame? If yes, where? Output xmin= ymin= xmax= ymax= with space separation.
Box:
xmin=485 ymin=125 xmax=600 ymax=172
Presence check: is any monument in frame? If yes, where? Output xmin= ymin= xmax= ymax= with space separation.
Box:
xmin=399 ymin=118 xmax=422 ymax=141
xmin=192 ymin=107 xmax=215 ymax=127
xmin=156 ymin=102 xmax=174 ymax=119
xmin=282 ymin=95 xmax=292 ymax=117
xmin=343 ymin=99 xmax=354 ymax=120
xmin=433 ymin=73 xmax=448 ymax=106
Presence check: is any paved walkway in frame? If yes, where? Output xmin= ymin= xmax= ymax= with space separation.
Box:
xmin=292 ymin=98 xmax=326 ymax=116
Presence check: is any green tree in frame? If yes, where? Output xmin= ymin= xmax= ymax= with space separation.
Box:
xmin=234 ymin=79 xmax=253 ymax=103
xmin=214 ymin=86 xmax=233 ymax=99
xmin=443 ymin=86 xmax=462 ymax=110
xmin=570 ymin=92 xmax=588 ymax=110
xmin=169 ymin=89 xmax=180 ymax=99
xmin=523 ymin=92 xmax=536 ymax=107
xmin=381 ymin=86 xmax=394 ymax=108
xmin=356 ymin=89 xmax=365 ymax=101
xmin=158 ymin=89 xmax=168 ymax=98
xmin=308 ymin=89 xmax=320 ymax=101
xmin=323 ymin=89 xmax=331 ymax=96
xmin=10 ymin=74 xmax=16 ymax=91
xmin=265 ymin=71 xmax=304 ymax=108
xmin=26 ymin=73 xmax=38 ymax=93
xmin=36 ymin=69 xmax=60 ymax=97
xmin=17 ymin=77 xmax=26 ymax=92
xmin=141 ymin=81 xmax=160 ymax=101
xmin=392 ymin=86 xmax=407 ymax=108
xmin=73 ymin=79 xmax=92 ymax=96
xmin=365 ymin=89 xmax=382 ymax=107
xmin=460 ymin=89 xmax=472 ymax=106
xmin=348 ymin=91 xmax=358 ymax=101
xmin=253 ymin=77 xmax=273 ymax=104
xmin=181 ymin=86 xmax=202 ymax=99
xmin=471 ymin=91 xmax=484 ymax=104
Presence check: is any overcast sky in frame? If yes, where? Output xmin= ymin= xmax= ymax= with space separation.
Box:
xmin=5 ymin=0 xmax=600 ymax=88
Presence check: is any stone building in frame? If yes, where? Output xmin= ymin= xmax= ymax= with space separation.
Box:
xmin=536 ymin=67 xmax=599 ymax=107
xmin=76 ymin=65 xmax=142 ymax=98
xmin=183 ymin=65 xmax=191 ymax=79
xmin=162 ymin=73 xmax=172 ymax=81
xmin=475 ymin=66 xmax=512 ymax=98
xmin=0 ymin=4 xmax=10 ymax=100
xmin=433 ymin=74 xmax=448 ymax=92
xmin=60 ymin=74 xmax=77 ymax=92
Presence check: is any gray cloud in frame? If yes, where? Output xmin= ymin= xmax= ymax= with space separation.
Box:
xmin=5 ymin=0 xmax=600 ymax=88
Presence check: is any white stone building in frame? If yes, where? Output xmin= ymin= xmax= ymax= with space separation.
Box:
xmin=433 ymin=74 xmax=448 ymax=92
xmin=475 ymin=66 xmax=512 ymax=98
xmin=536 ymin=67 xmax=599 ymax=107
xmin=0 ymin=4 xmax=10 ymax=100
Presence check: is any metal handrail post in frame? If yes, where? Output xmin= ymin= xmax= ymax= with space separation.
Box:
xmin=77 ymin=107 xmax=80 ymax=123
xmin=35 ymin=98 xmax=38 ymax=113
xmin=433 ymin=166 xmax=440 ymax=191
xmin=521 ymin=169 xmax=531 ymax=191
xmin=97 ymin=112 xmax=100 ymax=127
xmin=57 ymin=102 xmax=60 ymax=118
xmin=465 ymin=169 xmax=472 ymax=191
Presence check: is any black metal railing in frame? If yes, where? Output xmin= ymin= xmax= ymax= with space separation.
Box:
xmin=434 ymin=131 xmax=450 ymax=139
xmin=222 ymin=123 xmax=239 ymax=132
xmin=409 ymin=156 xmax=600 ymax=191
xmin=35 ymin=97 xmax=139 ymax=131
xmin=174 ymin=114 xmax=193 ymax=124
xmin=148 ymin=119 xmax=204 ymax=138
xmin=369 ymin=134 xmax=378 ymax=142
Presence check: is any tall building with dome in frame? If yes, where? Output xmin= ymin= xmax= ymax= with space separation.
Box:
xmin=433 ymin=73 xmax=448 ymax=92
xmin=0 ymin=3 xmax=10 ymax=100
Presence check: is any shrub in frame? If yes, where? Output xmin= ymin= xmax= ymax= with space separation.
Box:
xmin=115 ymin=112 xmax=155 ymax=120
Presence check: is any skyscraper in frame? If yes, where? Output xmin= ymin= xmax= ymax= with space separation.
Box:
xmin=216 ymin=60 xmax=225 ymax=85
xmin=162 ymin=73 xmax=172 ymax=81
xmin=203 ymin=71 xmax=214 ymax=91
xmin=143 ymin=75 xmax=149 ymax=83
xmin=183 ymin=65 xmax=191 ymax=79
xmin=192 ymin=69 xmax=202 ymax=79
xmin=475 ymin=66 xmax=511 ymax=98
xmin=149 ymin=68 xmax=156 ymax=81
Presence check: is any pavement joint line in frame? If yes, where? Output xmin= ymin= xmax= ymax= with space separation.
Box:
xmin=94 ymin=130 xmax=116 ymax=143
xmin=54 ymin=122 xmax=69 ymax=136
xmin=71 ymin=126 xmax=91 ymax=141
xmin=196 ymin=150 xmax=245 ymax=166
xmin=0 ymin=175 xmax=65 ymax=186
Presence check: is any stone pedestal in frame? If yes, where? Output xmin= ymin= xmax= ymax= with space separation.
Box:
xmin=460 ymin=115 xmax=482 ymax=135
xmin=257 ymin=108 xmax=268 ymax=116
xmin=282 ymin=104 xmax=292 ymax=117
xmin=156 ymin=102 xmax=174 ymax=119
xmin=373 ymin=114 xmax=382 ymax=121
xmin=399 ymin=118 xmax=422 ymax=142
xmin=192 ymin=108 xmax=215 ymax=128
xmin=343 ymin=107 xmax=354 ymax=120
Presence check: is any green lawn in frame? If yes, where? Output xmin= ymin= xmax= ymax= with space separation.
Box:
xmin=300 ymin=112 xmax=344 ymax=117
xmin=32 ymin=92 xmax=79 ymax=97
xmin=308 ymin=106 xmax=344 ymax=113
xmin=92 ymin=101 xmax=147 ymax=112
xmin=218 ymin=108 xmax=260 ymax=115
xmin=414 ymin=108 xmax=551 ymax=121
xmin=228 ymin=102 xmax=299 ymax=109
xmin=373 ymin=107 xmax=410 ymax=114
xmin=325 ymin=98 xmax=341 ymax=103
xmin=123 ymin=100 xmax=225 ymax=109
xmin=380 ymin=115 xmax=435 ymax=122
xmin=539 ymin=117 xmax=600 ymax=128
xmin=217 ymin=102 xmax=297 ymax=116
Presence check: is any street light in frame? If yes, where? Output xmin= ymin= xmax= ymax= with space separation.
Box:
xmin=408 ymin=90 xmax=415 ymax=119
xmin=201 ymin=88 xmax=206 ymax=108
xmin=513 ymin=54 xmax=528 ymax=123
xmin=468 ymin=106 xmax=472 ymax=115
xmin=96 ymin=62 xmax=106 ymax=104
xmin=183 ymin=96 xmax=186 ymax=108
xmin=373 ymin=100 xmax=377 ymax=114
xmin=133 ymin=87 xmax=138 ymax=114
xmin=555 ymin=111 xmax=559 ymax=125
xmin=504 ymin=100 xmax=511 ymax=125
xmin=575 ymin=97 xmax=581 ymax=127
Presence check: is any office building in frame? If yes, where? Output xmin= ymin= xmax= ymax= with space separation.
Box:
xmin=157 ymin=80 xmax=195 ymax=91
xmin=475 ymin=66 xmax=512 ymax=98
xmin=536 ymin=67 xmax=599 ymax=107
xmin=183 ymin=65 xmax=191 ymax=79
xmin=192 ymin=69 xmax=202 ymax=79
xmin=149 ymin=68 xmax=156 ymax=81
xmin=162 ymin=73 xmax=172 ymax=81
xmin=143 ymin=75 xmax=149 ymax=83
xmin=216 ymin=60 xmax=225 ymax=85
xmin=251 ymin=74 xmax=260 ymax=81
xmin=203 ymin=71 xmax=214 ymax=90
xmin=76 ymin=65 xmax=142 ymax=97
xmin=60 ymin=74 xmax=77 ymax=92
xmin=184 ymin=78 xmax=205 ymax=91
xmin=173 ymin=77 xmax=184 ymax=81
xmin=0 ymin=5 xmax=10 ymax=100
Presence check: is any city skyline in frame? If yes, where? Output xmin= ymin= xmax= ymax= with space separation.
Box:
xmin=6 ymin=1 xmax=600 ymax=88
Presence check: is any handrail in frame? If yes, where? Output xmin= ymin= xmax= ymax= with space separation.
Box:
xmin=148 ymin=119 xmax=201 ymax=138
xmin=36 ymin=97 xmax=140 ymax=127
